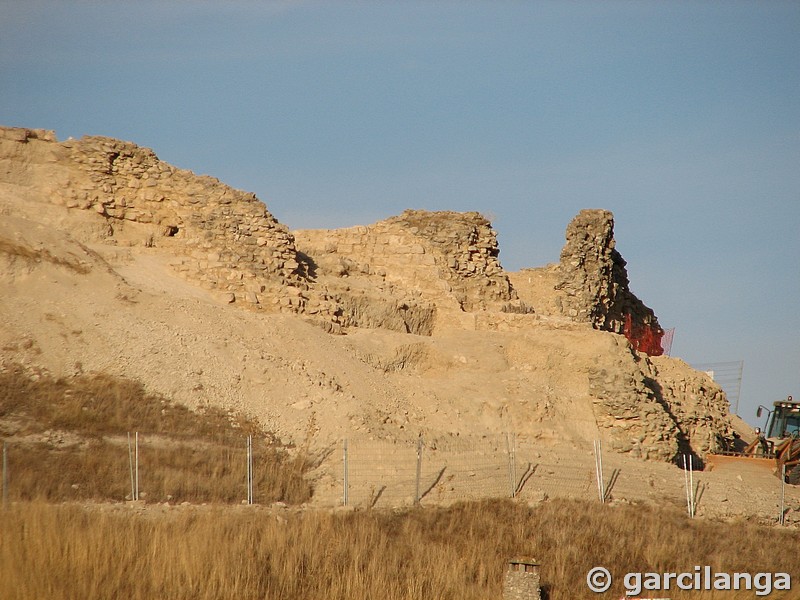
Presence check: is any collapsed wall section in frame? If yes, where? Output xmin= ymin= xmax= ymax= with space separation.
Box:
xmin=585 ymin=336 xmax=734 ymax=462
xmin=644 ymin=356 xmax=735 ymax=457
xmin=385 ymin=210 xmax=515 ymax=311
xmin=556 ymin=209 xmax=664 ymax=353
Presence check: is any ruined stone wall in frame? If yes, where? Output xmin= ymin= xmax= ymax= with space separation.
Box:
xmin=556 ymin=208 xmax=660 ymax=336
xmin=295 ymin=209 xmax=516 ymax=314
xmin=0 ymin=127 xmax=57 ymax=144
xmin=645 ymin=356 xmax=734 ymax=458
xmin=586 ymin=336 xmax=733 ymax=461
xmin=554 ymin=212 xmax=734 ymax=459
xmin=0 ymin=126 xmax=338 ymax=317
xmin=1 ymin=127 xmax=518 ymax=329
xmin=586 ymin=336 xmax=680 ymax=461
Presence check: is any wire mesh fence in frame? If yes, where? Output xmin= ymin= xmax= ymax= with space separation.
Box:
xmin=328 ymin=434 xmax=796 ymax=525
xmin=337 ymin=434 xmax=640 ymax=508
xmin=0 ymin=431 xmax=795 ymax=526
xmin=692 ymin=360 xmax=744 ymax=415
xmin=343 ymin=435 xmax=515 ymax=507
xmin=0 ymin=433 xmax=311 ymax=505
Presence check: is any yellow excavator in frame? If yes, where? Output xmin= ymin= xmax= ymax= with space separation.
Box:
xmin=710 ymin=396 xmax=800 ymax=484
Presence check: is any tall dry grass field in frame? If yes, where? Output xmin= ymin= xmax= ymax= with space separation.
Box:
xmin=1 ymin=499 xmax=797 ymax=600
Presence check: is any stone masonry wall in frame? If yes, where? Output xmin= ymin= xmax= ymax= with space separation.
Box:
xmin=0 ymin=126 xmax=338 ymax=317
xmin=295 ymin=209 xmax=516 ymax=314
xmin=1 ymin=126 xmax=736 ymax=463
xmin=503 ymin=561 xmax=541 ymax=600
xmin=1 ymin=128 xmax=522 ymax=330
xmin=556 ymin=209 xmax=660 ymax=335
xmin=645 ymin=356 xmax=735 ymax=458
xmin=585 ymin=333 xmax=733 ymax=461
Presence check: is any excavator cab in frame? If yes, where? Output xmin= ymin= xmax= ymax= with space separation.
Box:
xmin=761 ymin=397 xmax=800 ymax=439
xmin=757 ymin=397 xmax=800 ymax=484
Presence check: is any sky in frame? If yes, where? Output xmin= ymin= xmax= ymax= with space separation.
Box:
xmin=1 ymin=1 xmax=798 ymax=425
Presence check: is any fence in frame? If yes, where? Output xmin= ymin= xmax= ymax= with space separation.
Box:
xmin=0 ymin=432 xmax=311 ymax=505
xmin=323 ymin=434 xmax=796 ymax=525
xmin=692 ymin=360 xmax=744 ymax=415
xmin=1 ymin=432 xmax=794 ymax=525
xmin=334 ymin=435 xmax=626 ymax=508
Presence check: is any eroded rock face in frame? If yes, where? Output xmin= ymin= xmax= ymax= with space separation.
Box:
xmin=645 ymin=356 xmax=735 ymax=458
xmin=587 ymin=339 xmax=734 ymax=462
xmin=556 ymin=209 xmax=660 ymax=337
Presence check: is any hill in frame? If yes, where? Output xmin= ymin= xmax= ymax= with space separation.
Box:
xmin=2 ymin=125 xmax=782 ymax=518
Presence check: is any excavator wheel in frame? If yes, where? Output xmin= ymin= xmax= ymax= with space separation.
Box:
xmin=787 ymin=465 xmax=800 ymax=486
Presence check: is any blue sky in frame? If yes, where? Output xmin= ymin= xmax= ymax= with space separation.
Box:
xmin=2 ymin=1 xmax=798 ymax=425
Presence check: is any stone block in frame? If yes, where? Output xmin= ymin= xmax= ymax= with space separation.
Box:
xmin=503 ymin=558 xmax=541 ymax=600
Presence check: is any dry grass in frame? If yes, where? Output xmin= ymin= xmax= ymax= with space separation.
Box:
xmin=4 ymin=439 xmax=311 ymax=504
xmin=0 ymin=238 xmax=91 ymax=273
xmin=1 ymin=499 xmax=798 ymax=600
xmin=0 ymin=365 xmax=260 ymax=439
xmin=0 ymin=367 xmax=312 ymax=504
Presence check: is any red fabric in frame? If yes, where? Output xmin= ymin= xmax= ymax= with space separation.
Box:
xmin=623 ymin=313 xmax=665 ymax=356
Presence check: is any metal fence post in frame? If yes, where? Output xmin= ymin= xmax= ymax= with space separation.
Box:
xmin=689 ymin=455 xmax=695 ymax=518
xmin=507 ymin=433 xmax=517 ymax=498
xmin=415 ymin=436 xmax=423 ymax=505
xmin=136 ymin=432 xmax=140 ymax=501
xmin=780 ymin=464 xmax=786 ymax=525
xmin=127 ymin=432 xmax=135 ymax=501
xmin=2 ymin=441 xmax=7 ymax=508
xmin=343 ymin=438 xmax=349 ymax=507
xmin=594 ymin=440 xmax=605 ymax=503
xmin=246 ymin=434 xmax=254 ymax=505
xmin=682 ymin=454 xmax=695 ymax=518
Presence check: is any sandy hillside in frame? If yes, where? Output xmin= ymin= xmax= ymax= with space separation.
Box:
xmin=1 ymin=125 xmax=797 ymax=520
